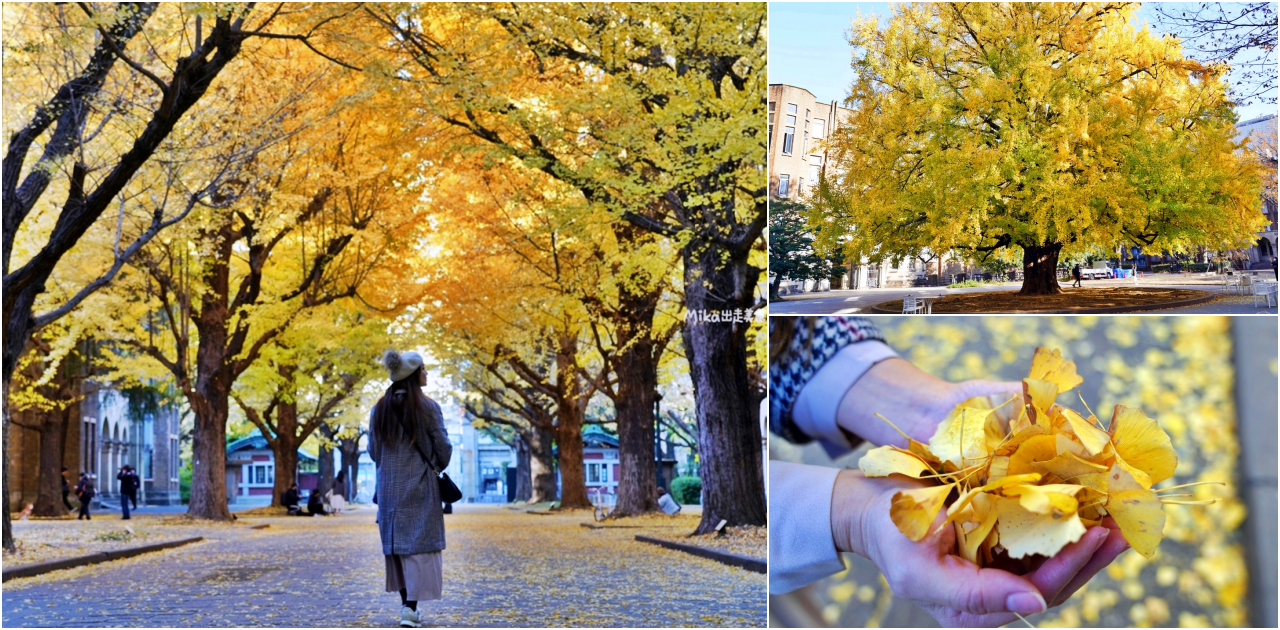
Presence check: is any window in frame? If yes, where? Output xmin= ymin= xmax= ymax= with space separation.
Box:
xmin=805 ymin=108 xmax=811 ymax=119
xmin=804 ymin=120 xmax=809 ymax=130
xmin=767 ymin=125 xmax=772 ymax=151
xmin=170 ymin=437 xmax=179 ymax=481
xmin=785 ymin=114 xmax=797 ymax=126
xmin=768 ymin=113 xmax=774 ymax=124
xmin=787 ymin=103 xmax=797 ymax=114
xmin=587 ymin=463 xmax=610 ymax=484
xmin=813 ymin=119 xmax=825 ymax=138
xmin=802 ymin=131 xmax=809 ymax=155
xmin=778 ymin=174 xmax=790 ymax=196
xmin=808 ymin=164 xmax=820 ymax=184
xmin=782 ymin=127 xmax=795 ymax=154
xmin=798 ymin=177 xmax=805 ymax=196
xmin=769 ymin=101 xmax=776 ymax=111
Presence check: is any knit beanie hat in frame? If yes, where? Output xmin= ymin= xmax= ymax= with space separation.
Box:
xmin=381 ymin=349 xmax=424 ymax=383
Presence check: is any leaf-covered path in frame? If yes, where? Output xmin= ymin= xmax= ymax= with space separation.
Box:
xmin=2 ymin=505 xmax=766 ymax=627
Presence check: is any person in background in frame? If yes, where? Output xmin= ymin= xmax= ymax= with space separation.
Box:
xmin=1071 ymin=263 xmax=1083 ymax=288
xmin=117 ymin=465 xmax=140 ymax=519
xmin=657 ymin=488 xmax=681 ymax=515
xmin=75 ymin=473 xmax=96 ymax=520
xmin=61 ymin=467 xmax=74 ymax=511
xmin=308 ymin=488 xmax=329 ymax=516
xmin=283 ymin=483 xmax=301 ymax=516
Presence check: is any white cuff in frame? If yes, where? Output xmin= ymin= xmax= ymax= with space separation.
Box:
xmin=768 ymin=461 xmax=846 ymax=594
xmin=791 ymin=340 xmax=898 ymax=457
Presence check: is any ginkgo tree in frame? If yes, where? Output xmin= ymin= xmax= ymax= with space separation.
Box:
xmin=97 ymin=49 xmax=424 ymax=520
xmin=1 ymin=2 xmax=366 ymax=546
xmin=811 ymin=2 xmax=1267 ymax=296
xmin=231 ymin=304 xmax=388 ymax=507
xmin=362 ymin=2 xmax=768 ymax=532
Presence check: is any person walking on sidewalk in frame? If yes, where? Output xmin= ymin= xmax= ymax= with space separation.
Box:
xmin=75 ymin=473 xmax=96 ymax=520
xmin=61 ymin=468 xmax=74 ymax=511
xmin=1071 ymin=263 xmax=1083 ymax=288
xmin=117 ymin=465 xmax=140 ymax=519
xmin=370 ymin=349 xmax=453 ymax=628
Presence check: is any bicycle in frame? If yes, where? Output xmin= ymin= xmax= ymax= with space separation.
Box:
xmin=591 ymin=489 xmax=612 ymax=522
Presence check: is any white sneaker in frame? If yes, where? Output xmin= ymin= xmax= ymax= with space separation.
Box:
xmin=399 ymin=606 xmax=421 ymax=628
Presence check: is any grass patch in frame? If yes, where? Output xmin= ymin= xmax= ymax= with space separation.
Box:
xmin=947 ymin=280 xmax=986 ymax=288
xmin=93 ymin=529 xmax=133 ymax=542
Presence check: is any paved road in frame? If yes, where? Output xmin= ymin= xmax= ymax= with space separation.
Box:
xmin=770 ymin=277 xmax=1278 ymax=315
xmin=3 ymin=506 xmax=765 ymax=628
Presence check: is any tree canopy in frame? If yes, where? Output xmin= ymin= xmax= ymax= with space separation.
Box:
xmin=811 ymin=2 xmax=1267 ymax=295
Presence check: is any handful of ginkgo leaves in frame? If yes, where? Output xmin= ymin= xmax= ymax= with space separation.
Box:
xmin=859 ymin=347 xmax=1218 ymax=566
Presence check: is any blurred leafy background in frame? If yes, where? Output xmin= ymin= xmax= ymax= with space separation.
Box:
xmin=769 ymin=316 xmax=1277 ymax=628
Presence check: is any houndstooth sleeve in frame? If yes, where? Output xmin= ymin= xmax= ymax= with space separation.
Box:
xmin=768 ymin=317 xmax=888 ymax=445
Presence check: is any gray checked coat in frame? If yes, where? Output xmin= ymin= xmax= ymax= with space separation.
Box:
xmin=369 ymin=393 xmax=453 ymax=556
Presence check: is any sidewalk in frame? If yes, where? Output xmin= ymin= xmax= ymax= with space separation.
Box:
xmin=3 ymin=507 xmax=765 ymax=628
xmin=770 ymin=277 xmax=1277 ymax=315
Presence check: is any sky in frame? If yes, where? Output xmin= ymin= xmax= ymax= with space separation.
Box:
xmin=768 ymin=2 xmax=1277 ymax=123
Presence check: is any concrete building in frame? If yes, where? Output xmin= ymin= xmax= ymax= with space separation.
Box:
xmin=8 ymin=379 xmax=183 ymax=510
xmin=767 ymin=83 xmax=985 ymax=293
xmin=767 ymin=84 xmax=850 ymax=202
xmin=1235 ymin=114 xmax=1278 ymax=266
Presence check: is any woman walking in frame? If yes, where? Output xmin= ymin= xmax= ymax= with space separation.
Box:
xmin=370 ymin=349 xmax=452 ymax=628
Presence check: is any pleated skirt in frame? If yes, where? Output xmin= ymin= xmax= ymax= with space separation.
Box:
xmin=384 ymin=551 xmax=443 ymax=601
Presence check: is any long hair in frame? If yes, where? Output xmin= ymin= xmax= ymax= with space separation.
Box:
xmin=372 ymin=366 xmax=427 ymax=449
xmin=769 ymin=316 xmax=818 ymax=366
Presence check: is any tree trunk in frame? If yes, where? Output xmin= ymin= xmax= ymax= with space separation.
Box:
xmin=607 ymin=242 xmax=662 ymax=517
xmin=683 ymin=242 xmax=768 ymax=534
xmin=554 ymin=405 xmax=589 ymax=509
xmin=513 ymin=432 xmax=532 ymax=503
xmin=317 ymin=424 xmax=335 ymax=497
xmin=608 ymin=337 xmax=660 ymax=517
xmin=270 ymin=386 xmax=300 ymax=508
xmin=769 ymin=273 xmax=783 ymax=301
xmin=338 ymin=435 xmax=361 ymax=501
xmin=187 ymin=389 xmax=232 ymax=521
xmin=528 ymin=424 xmax=557 ymax=504
xmin=1019 ymin=242 xmax=1064 ymax=295
xmin=32 ymin=408 xmax=69 ymax=516
xmin=3 ymin=388 xmax=14 ymax=551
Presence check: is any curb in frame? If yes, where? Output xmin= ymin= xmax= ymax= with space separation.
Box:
xmin=634 ymin=535 xmax=766 ymax=573
xmin=580 ymin=523 xmax=680 ymax=529
xmin=870 ymin=290 xmax=1217 ymax=314
xmin=2 ymin=536 xmax=204 ymax=582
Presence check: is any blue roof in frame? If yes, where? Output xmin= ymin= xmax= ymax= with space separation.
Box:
xmin=226 ymin=431 xmax=317 ymax=461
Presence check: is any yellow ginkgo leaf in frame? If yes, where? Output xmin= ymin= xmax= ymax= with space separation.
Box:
xmin=1056 ymin=432 xmax=1092 ymax=460
xmin=859 ymin=445 xmax=936 ymax=479
xmin=1062 ymin=407 xmax=1110 ymax=455
xmin=997 ymin=423 xmax=1049 ymax=455
xmin=929 ymin=406 xmax=993 ymax=469
xmin=1034 ymin=450 xmax=1110 ymax=480
xmin=1115 ymin=453 xmax=1154 ymax=489
xmin=890 ymin=483 xmax=955 ymax=542
xmin=1073 ymin=472 xmax=1110 ymax=496
xmin=996 ymin=495 xmax=1088 ymax=559
xmin=987 ymin=455 xmax=1010 ymax=481
xmin=960 ymin=492 xmax=1000 ymax=563
xmin=1109 ymin=405 xmax=1178 ymax=486
xmin=1103 ymin=462 xmax=1166 ymax=558
xmin=1027 ymin=347 xmax=1084 ymax=393
xmin=1003 ymin=483 xmax=1084 ymax=515
xmin=941 ymin=473 xmax=1040 ymax=532
xmin=1008 ymin=435 xmax=1058 ymax=476
xmin=1023 ymin=378 xmax=1059 ymax=427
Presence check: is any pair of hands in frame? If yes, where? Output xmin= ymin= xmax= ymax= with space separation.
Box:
xmin=828 ymin=358 xmax=1130 ymax=627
